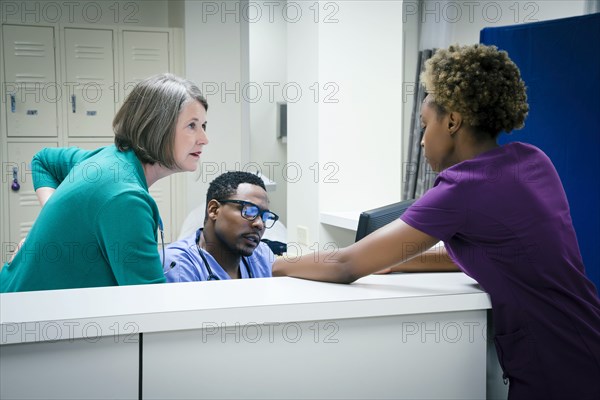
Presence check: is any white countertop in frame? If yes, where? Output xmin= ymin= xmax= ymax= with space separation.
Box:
xmin=0 ymin=273 xmax=491 ymax=345
xmin=320 ymin=211 xmax=360 ymax=231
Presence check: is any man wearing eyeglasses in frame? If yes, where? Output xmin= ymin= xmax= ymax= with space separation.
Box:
xmin=163 ymin=171 xmax=278 ymax=281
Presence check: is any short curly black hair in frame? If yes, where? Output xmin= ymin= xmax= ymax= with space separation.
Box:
xmin=420 ymin=44 xmax=529 ymax=138
xmin=206 ymin=171 xmax=266 ymax=214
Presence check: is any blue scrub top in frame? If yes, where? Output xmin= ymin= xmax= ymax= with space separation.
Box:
xmin=162 ymin=229 xmax=275 ymax=282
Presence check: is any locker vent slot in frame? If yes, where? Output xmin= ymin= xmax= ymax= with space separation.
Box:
xmin=14 ymin=74 xmax=47 ymax=84
xmin=131 ymin=46 xmax=161 ymax=62
xmin=18 ymin=193 xmax=39 ymax=207
xmin=19 ymin=222 xmax=35 ymax=239
xmin=13 ymin=41 xmax=46 ymax=57
xmin=75 ymin=45 xmax=106 ymax=60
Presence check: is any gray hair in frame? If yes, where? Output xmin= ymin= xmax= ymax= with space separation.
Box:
xmin=113 ymin=73 xmax=208 ymax=168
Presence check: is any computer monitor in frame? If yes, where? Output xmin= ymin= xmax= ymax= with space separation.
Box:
xmin=355 ymin=199 xmax=417 ymax=242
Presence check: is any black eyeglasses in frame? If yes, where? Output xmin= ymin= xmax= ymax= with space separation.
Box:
xmin=218 ymin=199 xmax=279 ymax=229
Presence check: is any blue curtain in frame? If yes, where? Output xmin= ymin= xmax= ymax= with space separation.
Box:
xmin=480 ymin=13 xmax=600 ymax=293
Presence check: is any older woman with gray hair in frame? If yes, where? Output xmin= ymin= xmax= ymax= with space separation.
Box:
xmin=1 ymin=74 xmax=208 ymax=292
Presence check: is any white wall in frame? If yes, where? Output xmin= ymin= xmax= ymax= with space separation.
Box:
xmin=318 ymin=1 xmax=404 ymax=212
xmin=286 ymin=1 xmax=321 ymax=249
xmin=319 ymin=1 xmax=405 ymax=247
xmin=286 ymin=1 xmax=405 ymax=249
xmin=248 ymin=2 xmax=288 ymax=225
xmin=180 ymin=1 xmax=408 ymax=247
xmin=183 ymin=0 xmax=247 ymax=215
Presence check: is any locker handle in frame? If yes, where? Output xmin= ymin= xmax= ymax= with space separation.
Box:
xmin=10 ymin=94 xmax=16 ymax=113
xmin=71 ymin=94 xmax=76 ymax=113
xmin=11 ymin=167 xmax=20 ymax=192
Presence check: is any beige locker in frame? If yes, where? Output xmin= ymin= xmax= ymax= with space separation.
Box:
xmin=64 ymin=28 xmax=115 ymax=138
xmin=121 ymin=30 xmax=173 ymax=242
xmin=6 ymin=142 xmax=58 ymax=244
xmin=2 ymin=25 xmax=58 ymax=137
xmin=122 ymin=30 xmax=170 ymax=96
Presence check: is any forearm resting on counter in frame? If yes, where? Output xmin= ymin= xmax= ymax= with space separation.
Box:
xmin=376 ymin=244 xmax=459 ymax=273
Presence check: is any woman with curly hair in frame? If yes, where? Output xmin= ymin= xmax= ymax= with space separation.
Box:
xmin=273 ymin=44 xmax=600 ymax=399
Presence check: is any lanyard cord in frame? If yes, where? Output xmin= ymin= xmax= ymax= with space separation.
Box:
xmin=159 ymin=218 xmax=165 ymax=270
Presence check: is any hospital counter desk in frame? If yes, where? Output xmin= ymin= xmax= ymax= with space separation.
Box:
xmin=1 ymin=273 xmax=496 ymax=399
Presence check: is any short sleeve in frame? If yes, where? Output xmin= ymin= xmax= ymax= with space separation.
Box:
xmin=31 ymin=146 xmax=105 ymax=190
xmin=400 ymin=175 xmax=466 ymax=242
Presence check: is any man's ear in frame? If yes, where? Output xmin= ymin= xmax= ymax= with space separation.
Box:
xmin=448 ymin=111 xmax=463 ymax=135
xmin=206 ymin=199 xmax=220 ymax=221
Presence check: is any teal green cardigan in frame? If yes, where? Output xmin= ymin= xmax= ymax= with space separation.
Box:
xmin=1 ymin=145 xmax=166 ymax=292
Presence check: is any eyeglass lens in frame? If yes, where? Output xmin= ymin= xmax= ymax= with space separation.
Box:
xmin=241 ymin=204 xmax=277 ymax=228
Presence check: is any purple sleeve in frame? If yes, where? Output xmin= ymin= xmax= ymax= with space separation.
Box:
xmin=400 ymin=175 xmax=466 ymax=242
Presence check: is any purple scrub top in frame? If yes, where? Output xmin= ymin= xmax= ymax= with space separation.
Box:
xmin=401 ymin=142 xmax=600 ymax=399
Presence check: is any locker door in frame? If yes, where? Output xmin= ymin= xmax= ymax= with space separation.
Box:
xmin=2 ymin=25 xmax=58 ymax=137
xmin=122 ymin=30 xmax=169 ymax=96
xmin=6 ymin=142 xmax=59 ymax=244
xmin=122 ymin=30 xmax=173 ymax=242
xmin=64 ymin=28 xmax=116 ymax=137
